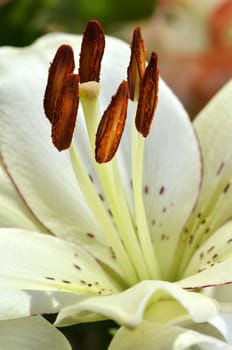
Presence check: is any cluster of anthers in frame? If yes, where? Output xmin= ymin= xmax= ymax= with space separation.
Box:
xmin=43 ymin=20 xmax=160 ymax=284
xmin=43 ymin=20 xmax=159 ymax=163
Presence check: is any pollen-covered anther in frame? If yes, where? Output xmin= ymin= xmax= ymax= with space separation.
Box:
xmin=44 ymin=45 xmax=75 ymax=123
xmin=127 ymin=26 xmax=146 ymax=101
xmin=135 ymin=52 xmax=159 ymax=137
xmin=79 ymin=20 xmax=105 ymax=83
xmin=52 ymin=73 xmax=79 ymax=151
xmin=95 ymin=80 xmax=129 ymax=163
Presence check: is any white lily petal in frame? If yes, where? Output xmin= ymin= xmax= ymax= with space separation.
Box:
xmin=141 ymin=79 xmax=202 ymax=280
xmin=109 ymin=321 xmax=232 ymax=350
xmin=184 ymin=220 xmax=232 ymax=276
xmin=210 ymin=314 xmax=232 ymax=344
xmin=0 ymin=316 xmax=71 ymax=350
xmin=178 ymin=257 xmax=232 ymax=289
xmin=203 ymin=285 xmax=232 ymax=343
xmin=0 ymin=228 xmax=121 ymax=294
xmin=55 ymin=280 xmax=218 ymax=327
xmin=206 ymin=284 xmax=232 ymax=303
xmin=182 ymin=80 xmax=232 ymax=261
xmin=0 ymin=288 xmax=88 ymax=320
xmin=0 ymin=158 xmax=46 ymax=231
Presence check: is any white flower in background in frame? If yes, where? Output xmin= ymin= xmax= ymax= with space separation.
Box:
xmin=0 ymin=20 xmax=232 ymax=349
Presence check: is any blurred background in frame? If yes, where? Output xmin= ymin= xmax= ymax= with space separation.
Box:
xmin=1 ymin=0 xmax=232 ymax=348
xmin=1 ymin=0 xmax=232 ymax=116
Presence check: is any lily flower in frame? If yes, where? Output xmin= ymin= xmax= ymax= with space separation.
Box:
xmin=1 ymin=20 xmax=232 ymax=348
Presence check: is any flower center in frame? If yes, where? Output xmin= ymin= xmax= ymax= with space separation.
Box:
xmin=43 ymin=20 xmax=160 ymax=286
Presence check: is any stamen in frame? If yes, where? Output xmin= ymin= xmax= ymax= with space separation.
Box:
xmin=79 ymin=20 xmax=105 ymax=83
xmin=52 ymin=74 xmax=79 ymax=151
xmin=79 ymin=81 xmax=152 ymax=280
xmin=79 ymin=81 xmax=101 ymax=150
xmin=95 ymin=80 xmax=129 ymax=163
xmin=69 ymin=143 xmax=138 ymax=286
xmin=127 ymin=27 xmax=146 ymax=101
xmin=44 ymin=45 xmax=75 ymax=123
xmin=135 ymin=52 xmax=159 ymax=137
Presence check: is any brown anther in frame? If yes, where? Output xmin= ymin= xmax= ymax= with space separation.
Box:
xmin=52 ymin=74 xmax=79 ymax=151
xmin=44 ymin=45 xmax=75 ymax=123
xmin=79 ymin=20 xmax=105 ymax=83
xmin=135 ymin=52 xmax=159 ymax=137
xmin=127 ymin=27 xmax=146 ymax=101
xmin=95 ymin=80 xmax=129 ymax=163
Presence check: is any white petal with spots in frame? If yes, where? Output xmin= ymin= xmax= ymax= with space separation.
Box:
xmin=184 ymin=220 xmax=232 ymax=276
xmin=193 ymin=80 xmax=232 ymax=233
xmin=177 ymin=80 xmax=232 ymax=274
xmin=142 ymin=79 xmax=202 ymax=280
xmin=0 ymin=229 xmax=121 ymax=295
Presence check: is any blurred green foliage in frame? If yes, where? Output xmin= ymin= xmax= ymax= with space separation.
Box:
xmin=0 ymin=0 xmax=157 ymax=46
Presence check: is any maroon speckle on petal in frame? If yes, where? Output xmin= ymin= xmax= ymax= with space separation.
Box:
xmin=159 ymin=186 xmax=165 ymax=195
xmin=89 ymin=174 xmax=95 ymax=183
xmin=189 ymin=235 xmax=193 ymax=245
xmin=223 ymin=183 xmax=230 ymax=193
xmin=144 ymin=185 xmax=149 ymax=194
xmin=74 ymin=264 xmax=81 ymax=270
xmin=216 ymin=161 xmax=225 ymax=176
xmin=207 ymin=246 xmax=215 ymax=254
xmin=86 ymin=232 xmax=95 ymax=238
xmin=109 ymin=246 xmax=116 ymax=259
